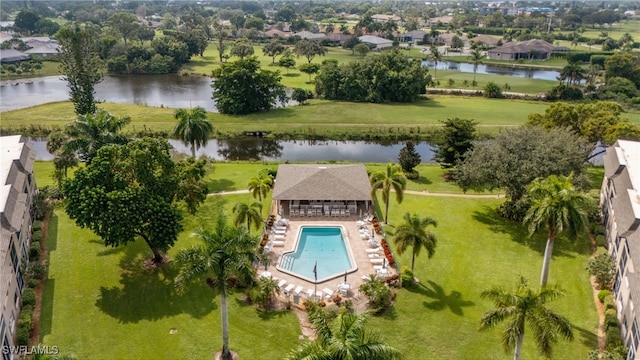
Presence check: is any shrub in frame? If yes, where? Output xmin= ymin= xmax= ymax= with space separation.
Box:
xmin=32 ymin=221 xmax=43 ymax=232
xmin=27 ymin=262 xmax=47 ymax=280
xmin=29 ymin=241 xmax=40 ymax=260
xmin=483 ymin=81 xmax=502 ymax=98
xmin=546 ymin=84 xmax=584 ymax=101
xmin=291 ymin=88 xmax=313 ymax=104
xmin=27 ymin=278 xmax=39 ymax=289
xmin=400 ymin=266 xmax=414 ymax=287
xmin=599 ymin=289 xmax=612 ymax=303
xmin=606 ymin=326 xmax=623 ymax=348
xmin=22 ymin=288 xmax=36 ymax=307
xmin=16 ymin=326 xmax=30 ymax=346
xmin=588 ymin=249 xmax=615 ymax=290
xmin=605 ymin=309 xmax=619 ymax=330
xmin=604 ymin=295 xmax=616 ymax=311
xmin=31 ymin=229 xmax=43 ymax=243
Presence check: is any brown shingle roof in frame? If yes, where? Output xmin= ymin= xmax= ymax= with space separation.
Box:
xmin=272 ymin=164 xmax=371 ymax=201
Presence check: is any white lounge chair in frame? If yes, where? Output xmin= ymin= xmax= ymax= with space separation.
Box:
xmin=272 ymin=241 xmax=285 ymax=247
xmin=274 ymin=234 xmax=285 ymax=240
xmin=365 ymin=247 xmax=382 ymax=253
xmin=274 ymin=226 xmax=287 ymax=231
xmin=277 ymin=279 xmax=288 ymax=288
xmin=370 ymin=258 xmax=385 ymax=264
xmin=273 ymin=229 xmax=286 ymax=235
xmin=323 ymin=288 xmax=334 ymax=299
xmin=284 ymin=284 xmax=295 ymax=294
xmin=306 ymin=289 xmax=314 ymax=298
xmin=294 ymin=286 xmax=304 ymax=295
xmin=368 ymin=253 xmax=381 ymax=258
xmin=373 ymin=265 xmax=383 ymax=270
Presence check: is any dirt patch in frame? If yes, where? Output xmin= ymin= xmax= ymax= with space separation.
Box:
xmin=588 ymin=232 xmax=606 ymax=350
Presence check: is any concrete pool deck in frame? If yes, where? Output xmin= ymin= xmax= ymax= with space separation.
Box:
xmin=262 ymin=216 xmax=393 ymax=302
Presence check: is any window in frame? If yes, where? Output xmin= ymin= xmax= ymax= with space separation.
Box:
xmin=9 ymin=243 xmax=18 ymax=273
xmin=615 ymin=272 xmax=622 ymax=296
xmin=15 ymin=268 xmax=23 ymax=294
xmin=633 ymin=319 xmax=640 ymax=349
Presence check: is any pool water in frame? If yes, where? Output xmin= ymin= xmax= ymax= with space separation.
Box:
xmin=278 ymin=226 xmax=355 ymax=283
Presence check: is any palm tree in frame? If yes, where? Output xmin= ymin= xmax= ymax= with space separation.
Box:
xmin=172 ymin=106 xmax=213 ymax=158
xmin=232 ymin=201 xmax=263 ymax=231
xmin=468 ymin=48 xmax=485 ymax=87
xmin=480 ymin=277 xmax=574 ymax=360
xmin=524 ymin=174 xmax=590 ymax=286
xmin=560 ymin=63 xmax=585 ymax=85
xmin=393 ymin=212 xmax=438 ymax=273
xmin=249 ymin=276 xmax=280 ymax=309
xmin=247 ymin=173 xmax=273 ymax=202
xmin=175 ymin=216 xmax=259 ymax=360
xmin=370 ymin=163 xmax=407 ymax=224
xmin=429 ymin=27 xmax=440 ymax=45
xmin=429 ymin=45 xmax=442 ymax=86
xmin=65 ymin=109 xmax=131 ymax=163
xmin=286 ymin=308 xmax=402 ymax=360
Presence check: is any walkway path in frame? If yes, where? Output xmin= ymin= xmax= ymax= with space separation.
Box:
xmin=209 ymin=189 xmax=504 ymax=199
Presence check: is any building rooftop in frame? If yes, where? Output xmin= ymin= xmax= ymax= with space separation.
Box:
xmin=0 ymin=135 xmax=25 ymax=213
xmin=617 ymin=140 xmax=640 ymax=191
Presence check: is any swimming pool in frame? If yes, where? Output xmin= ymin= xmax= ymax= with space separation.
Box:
xmin=277 ymin=226 xmax=357 ymax=283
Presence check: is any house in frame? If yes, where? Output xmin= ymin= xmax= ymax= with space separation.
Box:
xmin=0 ymin=135 xmax=37 ymax=356
xmin=435 ymin=33 xmax=469 ymax=48
xmin=324 ymin=33 xmax=352 ymax=45
xmin=399 ymin=30 xmax=426 ymax=43
xmin=469 ymin=35 xmax=500 ymax=49
xmin=264 ymin=28 xmax=291 ymax=38
xmin=358 ymin=35 xmax=393 ymax=49
xmin=0 ymin=49 xmax=29 ymax=64
xmin=487 ymin=39 xmax=554 ymax=61
xmin=601 ymin=139 xmax=640 ymax=360
xmin=427 ymin=16 xmax=453 ymax=25
xmin=272 ymin=164 xmax=372 ymax=218
xmin=24 ymin=42 xmax=61 ymax=58
xmin=294 ymin=31 xmax=327 ymax=41
xmin=371 ymin=14 xmax=401 ymax=23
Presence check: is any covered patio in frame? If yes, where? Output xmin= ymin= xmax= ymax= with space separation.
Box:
xmin=272 ymin=164 xmax=373 ymax=219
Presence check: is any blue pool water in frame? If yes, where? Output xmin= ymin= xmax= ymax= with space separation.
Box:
xmin=279 ymin=226 xmax=354 ymax=283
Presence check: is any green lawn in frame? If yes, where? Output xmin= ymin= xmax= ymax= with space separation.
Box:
xmin=37 ymin=161 xmax=599 ymax=359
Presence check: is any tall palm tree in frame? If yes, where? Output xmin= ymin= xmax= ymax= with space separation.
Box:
xmin=247 ymin=173 xmax=273 ymax=202
xmin=560 ymin=63 xmax=585 ymax=85
xmin=468 ymin=48 xmax=485 ymax=87
xmin=172 ymin=106 xmax=213 ymax=158
xmin=232 ymin=201 xmax=263 ymax=231
xmin=370 ymin=163 xmax=407 ymax=224
xmin=480 ymin=277 xmax=574 ymax=360
xmin=524 ymin=174 xmax=590 ymax=286
xmin=175 ymin=216 xmax=259 ymax=360
xmin=429 ymin=45 xmax=442 ymax=86
xmin=286 ymin=308 xmax=402 ymax=360
xmin=429 ymin=27 xmax=440 ymax=45
xmin=65 ymin=109 xmax=131 ymax=163
xmin=393 ymin=212 xmax=438 ymax=273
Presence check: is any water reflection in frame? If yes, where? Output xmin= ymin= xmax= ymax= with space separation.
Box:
xmin=217 ymin=138 xmax=284 ymax=160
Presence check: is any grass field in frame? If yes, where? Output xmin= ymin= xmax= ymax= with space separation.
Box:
xmin=36 ymin=161 xmax=600 ymax=359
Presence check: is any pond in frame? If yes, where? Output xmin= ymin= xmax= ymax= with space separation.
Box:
xmin=30 ymin=138 xmax=437 ymax=163
xmin=421 ymin=60 xmax=562 ymax=81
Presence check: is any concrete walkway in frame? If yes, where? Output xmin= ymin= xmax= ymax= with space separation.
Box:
xmin=209 ymin=188 xmax=504 ymax=199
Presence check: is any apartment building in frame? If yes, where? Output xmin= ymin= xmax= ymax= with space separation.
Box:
xmin=601 ymin=139 xmax=640 ymax=360
xmin=0 ymin=135 xmax=37 ymax=358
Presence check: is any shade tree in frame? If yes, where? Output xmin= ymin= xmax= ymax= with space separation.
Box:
xmin=262 ymin=39 xmax=286 ymax=64
xmin=433 ymin=118 xmax=477 ymax=169
xmin=63 ymin=138 xmax=208 ymax=264
xmin=212 ymin=57 xmax=288 ymax=115
xmin=64 ymin=109 xmax=131 ymax=163
xmin=397 ymin=141 xmax=421 ymax=175
xmin=294 ymin=38 xmax=326 ymax=63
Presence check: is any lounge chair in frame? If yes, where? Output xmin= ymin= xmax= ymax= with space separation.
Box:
xmin=272 ymin=240 xmax=285 ymax=247
xmin=306 ymin=289 xmax=315 ymax=298
xmin=370 ymin=258 xmax=385 ymax=264
xmin=365 ymin=247 xmax=382 ymax=253
xmin=273 ymin=229 xmax=286 ymax=235
xmin=373 ymin=265 xmax=383 ymax=270
xmin=368 ymin=253 xmax=381 ymax=258
xmin=274 ymin=226 xmax=287 ymax=231
xmin=323 ymin=288 xmax=334 ymax=299
xmin=274 ymin=234 xmax=285 ymax=240
xmin=277 ymin=279 xmax=288 ymax=288
xmin=294 ymin=286 xmax=304 ymax=296
xmin=299 ymin=209 xmax=305 ymax=216
xmin=284 ymin=284 xmax=295 ymax=294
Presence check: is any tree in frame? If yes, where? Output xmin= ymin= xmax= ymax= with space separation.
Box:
xmin=298 ymin=63 xmax=320 ymax=82
xmin=65 ymin=109 xmax=130 ymax=163
xmin=64 ymin=138 xmax=208 ymax=264
xmin=262 ymin=40 xmax=286 ymax=64
xmin=397 ymin=141 xmax=421 ymax=174
xmin=247 ymin=173 xmax=273 ymax=201
xmin=456 ymin=126 xmax=591 ymax=216
xmin=480 ymin=277 xmax=574 ymax=360
xmin=244 ymin=17 xmax=264 ymax=31
xmin=604 ymin=52 xmax=640 ymax=88
xmin=291 ymin=88 xmax=313 ymax=104
xmin=484 ymin=81 xmax=503 ymax=98
xmin=451 ymin=35 xmax=465 ymax=50
xmin=46 ymin=131 xmax=78 ymax=187
xmin=468 ymin=48 xmax=485 ymax=86
xmin=230 ymin=38 xmax=254 ymax=59
xmin=278 ymin=53 xmax=296 ymax=74
xmin=342 ymin=36 xmax=361 ymax=55
xmin=433 ymin=118 xmax=477 ymax=169
xmin=14 ymin=10 xmax=40 ymax=34
xmin=587 ymin=250 xmax=615 ymax=290
xmin=213 ymin=19 xmax=229 ymax=63
xmin=294 ymin=39 xmax=326 ymax=63
xmin=370 ymin=163 xmax=407 ymax=224
xmin=57 ymin=23 xmax=104 ymax=116
xmin=358 ymin=275 xmax=393 ymax=313
xmin=232 ymin=202 xmax=263 ymax=231
xmin=354 ymin=43 xmax=370 ymax=58
xmin=175 ymin=216 xmax=259 ymax=360
xmin=172 ymin=106 xmax=214 ymax=158
xmin=560 ymin=62 xmax=586 ymax=85
xmin=525 ymin=174 xmax=590 ymax=286
xmin=108 ymin=12 xmax=140 ymax=45
xmin=286 ymin=306 xmax=401 ymax=359
xmin=212 ymin=57 xmax=288 ymax=115
xmin=35 ymin=18 xmax=60 ymax=36
xmin=428 ymin=45 xmax=442 ymax=85
xmin=249 ymin=277 xmax=280 ymax=310
xmin=393 ymin=212 xmax=438 ymax=273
